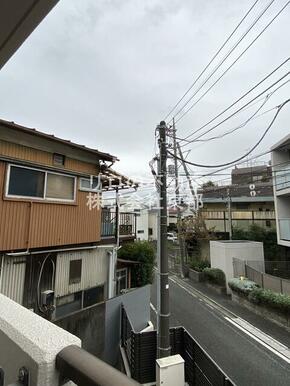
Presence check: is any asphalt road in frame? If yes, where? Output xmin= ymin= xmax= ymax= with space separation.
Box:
xmin=151 ymin=273 xmax=290 ymax=386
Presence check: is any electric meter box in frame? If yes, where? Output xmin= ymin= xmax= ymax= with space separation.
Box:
xmin=156 ymin=354 xmax=184 ymax=386
xmin=41 ymin=290 xmax=54 ymax=306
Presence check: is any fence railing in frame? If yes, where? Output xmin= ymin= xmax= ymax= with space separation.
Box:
xmin=233 ymin=259 xmax=290 ymax=296
xmin=56 ymin=345 xmax=140 ymax=386
xmin=101 ymin=210 xmax=136 ymax=238
xmin=121 ymin=306 xmax=235 ymax=386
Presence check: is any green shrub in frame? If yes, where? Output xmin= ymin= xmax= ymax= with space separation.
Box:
xmin=203 ymin=268 xmax=226 ymax=287
xmin=190 ymin=259 xmax=210 ymax=272
xmin=118 ymin=241 xmax=155 ymax=287
xmin=248 ymin=288 xmax=290 ymax=314
xmin=228 ymin=278 xmax=259 ymax=295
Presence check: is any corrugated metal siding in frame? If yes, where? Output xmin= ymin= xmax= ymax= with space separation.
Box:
xmin=0 ymin=256 xmax=26 ymax=304
xmin=0 ymin=161 xmax=101 ymax=251
xmin=0 ymin=139 xmax=98 ymax=174
xmin=54 ymin=248 xmax=111 ymax=297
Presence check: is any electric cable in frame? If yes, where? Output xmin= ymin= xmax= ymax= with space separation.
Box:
xmin=163 ymin=0 xmax=260 ymax=121
xmin=178 ymin=73 xmax=289 ymax=147
xmin=167 ymin=99 xmax=290 ymax=168
xmin=173 ymin=1 xmax=289 ymax=125
xmin=173 ymin=59 xmax=289 ymax=143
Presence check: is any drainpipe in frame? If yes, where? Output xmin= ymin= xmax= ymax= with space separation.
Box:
xmin=0 ymin=255 xmax=4 ymax=293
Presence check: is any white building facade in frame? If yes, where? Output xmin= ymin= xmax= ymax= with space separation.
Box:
xmin=271 ymin=134 xmax=290 ymax=247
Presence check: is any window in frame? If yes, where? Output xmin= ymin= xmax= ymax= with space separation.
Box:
xmin=69 ymin=259 xmax=82 ymax=285
xmin=46 ymin=173 xmax=74 ymax=200
xmin=6 ymin=164 xmax=76 ymax=202
xmin=137 ymin=230 xmax=144 ymax=234
xmin=83 ymin=285 xmax=104 ymax=307
xmin=53 ymin=153 xmax=65 ymax=166
xmin=79 ymin=175 xmax=101 ymax=192
xmin=148 ymin=228 xmax=153 ymax=236
xmin=8 ymin=166 xmax=45 ymax=198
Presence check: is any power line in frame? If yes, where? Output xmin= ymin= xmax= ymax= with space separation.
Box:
xmin=169 ymin=0 xmax=275 ymax=124
xmin=163 ymin=0 xmax=260 ymax=121
xmin=167 ymin=99 xmax=290 ymax=168
xmin=178 ymin=72 xmax=289 ymax=147
xmin=173 ymin=1 xmax=289 ymax=125
xmin=174 ymin=58 xmax=289 ymax=143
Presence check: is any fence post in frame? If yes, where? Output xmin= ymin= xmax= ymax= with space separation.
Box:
xmin=261 ymin=272 xmax=264 ymax=289
xmin=280 ymin=279 xmax=283 ymax=294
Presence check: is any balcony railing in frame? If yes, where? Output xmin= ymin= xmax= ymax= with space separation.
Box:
xmin=275 ymin=165 xmax=290 ymax=191
xmin=0 ymin=294 xmax=140 ymax=386
xmin=101 ymin=210 xmax=136 ymax=239
xmin=279 ymin=218 xmax=290 ymax=241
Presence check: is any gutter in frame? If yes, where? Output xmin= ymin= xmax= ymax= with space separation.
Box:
xmin=6 ymin=245 xmax=98 ymax=257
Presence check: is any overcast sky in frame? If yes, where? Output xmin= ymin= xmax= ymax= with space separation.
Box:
xmin=0 ymin=0 xmax=289 ymax=185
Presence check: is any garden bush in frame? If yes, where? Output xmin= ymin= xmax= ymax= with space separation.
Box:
xmin=203 ymin=268 xmax=226 ymax=287
xmin=118 ymin=241 xmax=155 ymax=287
xmin=190 ymin=259 xmax=210 ymax=272
xmin=248 ymin=288 xmax=290 ymax=315
xmin=228 ymin=278 xmax=259 ymax=295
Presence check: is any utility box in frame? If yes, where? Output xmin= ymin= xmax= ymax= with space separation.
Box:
xmin=210 ymin=240 xmax=264 ymax=294
xmin=156 ymin=354 xmax=184 ymax=386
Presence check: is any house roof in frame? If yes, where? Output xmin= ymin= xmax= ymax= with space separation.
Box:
xmin=0 ymin=118 xmax=117 ymax=162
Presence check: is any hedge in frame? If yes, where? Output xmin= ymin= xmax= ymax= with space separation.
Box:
xmin=230 ymin=278 xmax=290 ymax=315
xmin=249 ymin=288 xmax=290 ymax=314
xmin=228 ymin=278 xmax=259 ymax=295
xmin=203 ymin=268 xmax=226 ymax=287
xmin=190 ymin=259 xmax=210 ymax=272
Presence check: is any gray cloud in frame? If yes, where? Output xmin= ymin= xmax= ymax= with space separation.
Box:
xmin=0 ymin=0 xmax=289 ymax=182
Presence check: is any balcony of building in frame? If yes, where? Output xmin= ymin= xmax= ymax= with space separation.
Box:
xmin=0 ymin=293 xmax=140 ymax=386
xmin=101 ymin=209 xmax=137 ymax=243
xmin=275 ymin=164 xmax=290 ymax=196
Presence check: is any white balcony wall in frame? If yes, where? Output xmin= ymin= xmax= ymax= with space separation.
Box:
xmin=0 ymin=294 xmax=80 ymax=386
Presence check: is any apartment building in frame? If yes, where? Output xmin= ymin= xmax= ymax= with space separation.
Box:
xmin=271 ymin=134 xmax=290 ymax=247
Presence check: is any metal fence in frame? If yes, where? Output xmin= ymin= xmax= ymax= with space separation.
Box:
xmin=101 ymin=210 xmax=136 ymax=238
xmin=233 ymin=259 xmax=290 ymax=296
xmin=121 ymin=306 xmax=235 ymax=385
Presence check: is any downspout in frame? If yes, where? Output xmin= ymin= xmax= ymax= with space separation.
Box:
xmin=0 ymin=254 xmax=4 ymax=293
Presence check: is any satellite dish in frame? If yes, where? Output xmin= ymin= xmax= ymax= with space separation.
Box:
xmin=249 ymin=184 xmax=255 ymax=190
xmin=250 ymin=190 xmax=256 ymax=197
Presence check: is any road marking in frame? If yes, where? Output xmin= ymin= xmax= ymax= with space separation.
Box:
xmin=225 ymin=317 xmax=290 ymax=364
xmin=169 ymin=274 xmax=290 ymax=364
xmin=150 ymin=302 xmax=157 ymax=315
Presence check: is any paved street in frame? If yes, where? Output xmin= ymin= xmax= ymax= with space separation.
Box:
xmin=151 ymin=273 xmax=290 ymax=386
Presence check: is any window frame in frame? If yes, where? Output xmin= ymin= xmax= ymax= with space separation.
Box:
xmin=79 ymin=175 xmax=102 ymax=192
xmin=5 ymin=164 xmax=76 ymax=203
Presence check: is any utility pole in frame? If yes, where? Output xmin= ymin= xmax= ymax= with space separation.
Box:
xmin=172 ymin=119 xmax=185 ymax=277
xmin=177 ymin=143 xmax=196 ymax=201
xmin=227 ymin=188 xmax=232 ymax=240
xmin=157 ymin=121 xmax=171 ymax=358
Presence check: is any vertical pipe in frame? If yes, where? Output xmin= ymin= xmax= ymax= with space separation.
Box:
xmin=157 ymin=121 xmax=171 ymax=358
xmin=172 ymin=119 xmax=184 ymax=278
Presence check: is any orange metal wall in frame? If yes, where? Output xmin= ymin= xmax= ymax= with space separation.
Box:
xmin=0 ymin=139 xmax=98 ymax=175
xmin=0 ymin=153 xmax=102 ymax=251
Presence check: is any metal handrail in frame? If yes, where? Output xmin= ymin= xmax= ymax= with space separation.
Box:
xmin=56 ymin=345 xmax=141 ymax=386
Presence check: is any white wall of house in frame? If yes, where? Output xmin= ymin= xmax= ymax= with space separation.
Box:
xmin=272 ymin=135 xmax=290 ymax=247
xmin=136 ymin=209 xmax=149 ymax=241
xmin=0 ymin=255 xmax=26 ymax=305
xmin=55 ymin=247 xmax=112 ymax=298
